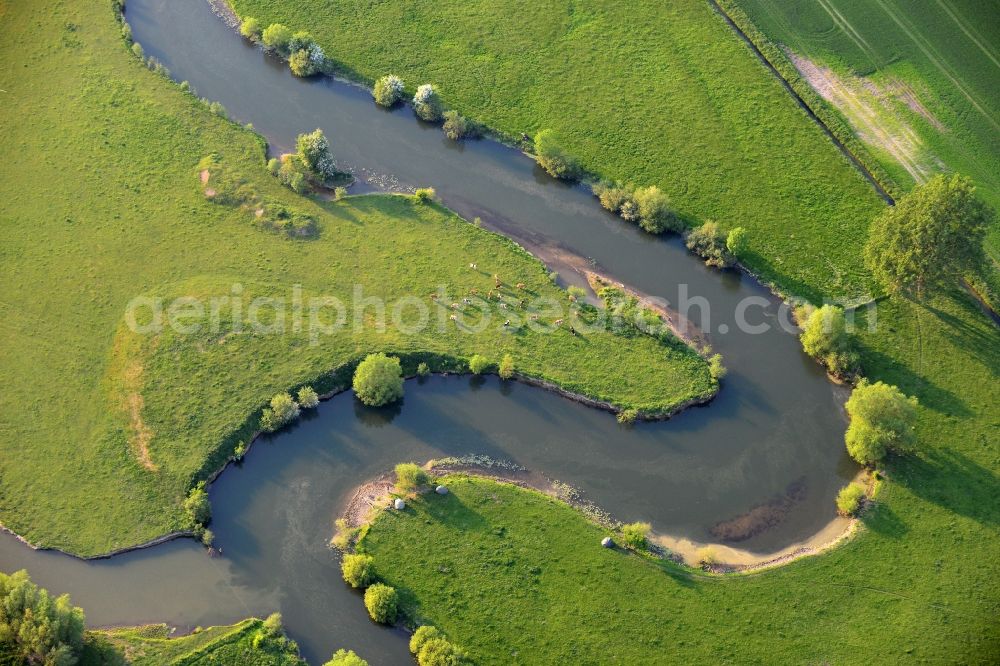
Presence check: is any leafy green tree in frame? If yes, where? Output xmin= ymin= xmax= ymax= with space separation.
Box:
xmin=296 ymin=128 xmax=340 ymax=182
xmin=409 ymin=626 xmax=443 ymax=655
xmin=468 ymin=354 xmax=490 ymax=375
xmin=534 ymin=130 xmax=579 ymax=181
xmin=239 ymin=17 xmax=261 ymax=41
xmin=621 ymin=521 xmax=651 ymax=549
xmin=373 ymin=75 xmax=405 ymax=107
xmin=845 ymin=380 xmax=918 ymax=466
xmin=864 ymin=174 xmax=992 ymax=296
xmin=363 ymin=584 xmax=398 ymax=624
xmin=413 ymin=84 xmax=443 ymax=122
xmin=0 ymin=570 xmax=85 ymax=666
xmin=260 ymin=392 xmax=300 ymax=432
xmin=353 ymin=353 xmax=404 ymax=406
xmin=499 ymin=354 xmax=515 ymax=380
xmin=325 ymin=649 xmax=369 ymax=666
xmin=297 ymin=386 xmax=320 ymax=409
xmin=685 ymin=221 xmax=733 ymax=268
xmin=799 ymin=305 xmax=857 ymax=376
xmin=593 ymin=181 xmax=633 ymax=215
xmin=183 ymin=483 xmax=211 ymax=526
xmin=617 ymin=408 xmax=638 ymax=424
xmin=442 ymin=111 xmax=471 ymax=140
xmin=341 ymin=554 xmax=376 ymax=589
xmin=262 ymin=23 xmax=293 ymax=54
xmin=836 ymin=483 xmax=866 ymax=516
xmin=417 ymin=637 xmax=467 ymax=666
xmin=708 ymin=353 xmax=727 ymax=381
xmin=262 ymin=612 xmax=283 ymax=637
xmin=726 ymin=226 xmax=748 ymax=257
xmin=417 ymin=362 xmax=431 ymax=377
xmin=633 ymin=186 xmax=680 ymax=234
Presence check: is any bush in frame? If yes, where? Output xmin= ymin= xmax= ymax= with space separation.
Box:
xmin=534 ymin=129 xmax=579 ymax=180
xmin=468 ymin=354 xmax=490 ymax=375
xmin=414 ymin=187 xmax=436 ymax=203
xmin=363 ymin=583 xmax=398 ymax=624
xmin=289 ymin=48 xmax=320 ymax=77
xmin=499 ymin=354 xmax=515 ymax=380
xmin=0 ymin=570 xmax=86 ymax=665
xmin=353 ymin=353 xmax=404 ymax=406
xmin=708 ymin=353 xmax=727 ymax=381
xmin=341 ymin=553 xmax=376 ymax=589
xmin=633 ymin=186 xmax=680 ymax=234
xmin=334 ymin=186 xmax=348 ymax=200
xmin=183 ymin=483 xmax=211 ymax=526
xmin=593 ymin=182 xmax=632 ymax=214
xmin=262 ymin=23 xmax=293 ymax=54
xmin=844 ymin=380 xmax=918 ymax=466
xmin=413 ymin=84 xmax=443 ymax=122
xmin=417 ymin=361 xmax=430 ymax=377
xmin=410 ymin=625 xmax=443 ymax=655
xmin=267 ymin=157 xmax=281 ymax=175
xmin=373 ymin=74 xmax=405 ymax=107
xmin=799 ymin=305 xmax=857 ymax=377
xmin=726 ymin=226 xmax=748 ymax=258
xmin=395 ymin=462 xmax=429 ymax=492
xmin=442 ymin=110 xmax=471 ymax=140
xmin=263 ymin=612 xmax=283 ymax=637
xmin=621 ymin=521 xmax=651 ymax=549
xmin=260 ymin=392 xmax=300 ymax=432
xmin=239 ymin=17 xmax=261 ymax=41
xmin=696 ymin=546 xmax=717 ymax=566
xmin=685 ymin=221 xmax=734 ymax=268
xmin=297 ymin=385 xmax=320 ymax=409
xmin=296 ymin=128 xmax=341 ymax=183
xmin=200 ymin=528 xmax=214 ymax=547
xmin=617 ymin=408 xmax=638 ymax=425
xmin=836 ymin=482 xmax=866 ymax=516
xmin=325 ymin=649 xmax=369 ymax=666
xmin=131 ymin=41 xmax=144 ymax=59
xmin=417 ymin=637 xmax=467 ymax=666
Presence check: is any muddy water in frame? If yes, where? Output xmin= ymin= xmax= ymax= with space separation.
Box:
xmin=0 ymin=0 xmax=857 ymax=663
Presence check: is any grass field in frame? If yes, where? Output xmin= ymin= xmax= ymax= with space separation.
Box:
xmin=230 ymin=0 xmax=887 ymax=300
xmin=732 ymin=0 xmax=1000 ymax=258
xmin=82 ymin=619 xmax=305 ymax=665
xmin=0 ymin=0 xmax=711 ymax=556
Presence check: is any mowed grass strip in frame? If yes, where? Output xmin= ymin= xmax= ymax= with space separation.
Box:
xmin=231 ymin=0 xmax=886 ymax=300
xmin=0 ymin=0 xmax=710 ymax=555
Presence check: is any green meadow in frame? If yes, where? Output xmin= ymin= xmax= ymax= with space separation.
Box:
xmin=0 ymin=0 xmax=710 ymax=556
xmin=231 ymin=0 xmax=886 ymax=300
xmin=733 ymin=0 xmax=1000 ymax=258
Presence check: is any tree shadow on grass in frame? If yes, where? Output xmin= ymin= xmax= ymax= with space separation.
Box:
xmin=890 ymin=447 xmax=1000 ymax=529
xmin=857 ymin=347 xmax=970 ymax=418
xmin=417 ymin=491 xmax=491 ymax=534
xmin=922 ymin=295 xmax=1000 ymax=378
xmin=861 ymin=499 xmax=908 ymax=539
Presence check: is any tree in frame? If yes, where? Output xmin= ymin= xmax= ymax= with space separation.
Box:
xmin=417 ymin=361 xmax=430 ymax=377
xmin=353 ymin=353 xmax=404 ymax=406
xmin=0 ymin=570 xmax=85 ymax=666
xmin=341 ymin=554 xmax=376 ymax=589
xmin=373 ymin=75 xmax=405 ymax=107
xmin=260 ymin=392 xmax=300 ymax=432
xmin=685 ymin=221 xmax=734 ymax=268
xmin=183 ymin=483 xmax=211 ymax=526
xmin=799 ymin=304 xmax=857 ymax=376
xmin=621 ymin=521 xmax=651 ymax=549
xmin=468 ymin=354 xmax=490 ymax=375
xmin=633 ymin=186 xmax=680 ymax=234
xmin=287 ymin=31 xmax=314 ymax=54
xmin=498 ymin=354 xmax=515 ymax=380
xmin=593 ymin=182 xmax=632 ymax=215
xmin=395 ymin=462 xmax=429 ymax=492
xmin=417 ymin=637 xmax=467 ymax=666
xmin=325 ymin=649 xmax=369 ymax=666
xmin=296 ymin=128 xmax=340 ymax=182
xmin=239 ymin=17 xmax=261 ymax=41
xmin=363 ymin=583 xmax=398 ymax=624
xmin=289 ymin=47 xmax=323 ymax=77
xmin=410 ymin=626 xmax=443 ymax=655
xmin=262 ymin=23 xmax=293 ymax=54
xmin=836 ymin=482 xmax=866 ymax=516
xmin=708 ymin=353 xmax=727 ymax=381
xmin=262 ymin=612 xmax=283 ymax=637
xmin=534 ymin=130 xmax=579 ymax=181
xmin=413 ymin=84 xmax=443 ymax=122
xmin=844 ymin=380 xmax=918 ymax=466
xmin=442 ymin=110 xmax=470 ymax=140
xmin=297 ymin=385 xmax=320 ymax=409
xmin=726 ymin=226 xmax=748 ymax=257
xmin=864 ymin=174 xmax=992 ymax=296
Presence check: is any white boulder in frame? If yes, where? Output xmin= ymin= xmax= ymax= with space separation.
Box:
xmin=393 ymin=498 xmax=406 ymax=510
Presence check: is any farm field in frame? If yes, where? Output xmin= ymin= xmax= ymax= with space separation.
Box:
xmin=0 ymin=0 xmax=711 ymax=556
xmin=230 ymin=0 xmax=886 ymax=301
xmin=733 ymin=0 xmax=1000 ymax=258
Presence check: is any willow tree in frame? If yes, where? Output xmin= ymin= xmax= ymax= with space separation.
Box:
xmin=864 ymin=174 xmax=992 ymax=296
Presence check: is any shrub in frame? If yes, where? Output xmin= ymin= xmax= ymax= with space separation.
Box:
xmin=410 ymin=625 xmax=444 ymax=655
xmin=183 ymin=483 xmax=211 ymax=526
xmin=413 ymin=84 xmax=443 ymax=122
xmin=617 ymin=408 xmax=638 ymax=425
xmin=267 ymin=157 xmax=281 ymax=175
xmin=0 ymin=570 xmax=85 ymax=665
xmin=799 ymin=305 xmax=857 ymax=376
xmin=239 ymin=17 xmax=261 ymax=41
xmin=468 ymin=354 xmax=490 ymax=375
xmin=260 ymin=392 xmax=300 ymax=432
xmin=373 ymin=74 xmax=405 ymax=107
xmin=288 ymin=31 xmax=314 ymax=54
xmin=696 ymin=546 xmax=717 ymax=566
xmin=836 ymin=482 xmax=866 ymax=516
xmin=289 ymin=49 xmax=317 ymax=77
xmin=414 ymin=187 xmax=436 ymax=203
xmin=334 ymin=186 xmax=348 ymax=200
xmin=498 ymin=354 xmax=515 ymax=380
xmin=685 ymin=221 xmax=734 ymax=268
xmin=534 ymin=129 xmax=579 ymax=180
xmin=708 ymin=353 xmax=727 ymax=381
xmin=442 ymin=110 xmax=471 ymax=140
xmin=726 ymin=226 xmax=748 ymax=257
xmin=567 ymin=285 xmax=587 ymax=302
xmin=296 ymin=128 xmax=341 ymax=183
xmin=263 ymin=612 xmax=283 ymax=637
xmin=633 ymin=186 xmax=680 ymax=234
xmin=353 ymin=353 xmax=404 ymax=406
xmin=417 ymin=361 xmax=430 ymax=377
xmin=297 ymin=385 xmax=320 ymax=409
xmin=363 ymin=583 xmax=398 ymax=624
xmin=325 ymin=649 xmax=369 ymax=666
xmin=593 ymin=182 xmax=632 ymax=214
xmin=621 ymin=521 xmax=651 ymax=549
xmin=844 ymin=380 xmax=918 ymax=466
xmin=201 ymin=528 xmax=214 ymax=547
xmin=131 ymin=41 xmax=144 ymax=59
xmin=417 ymin=637 xmax=467 ymax=666
xmin=395 ymin=462 xmax=429 ymax=493
xmin=341 ymin=553 xmax=376 ymax=589
xmin=262 ymin=23 xmax=293 ymax=54
xmin=234 ymin=441 xmax=247 ymax=460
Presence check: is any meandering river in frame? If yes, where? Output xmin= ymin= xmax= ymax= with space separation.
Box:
xmin=0 ymin=0 xmax=858 ymax=662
